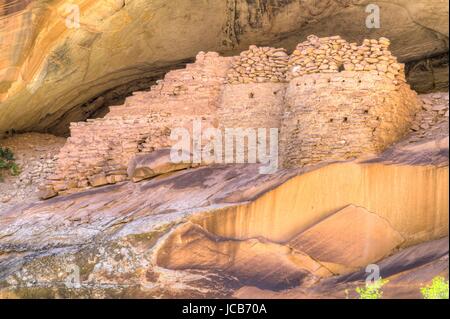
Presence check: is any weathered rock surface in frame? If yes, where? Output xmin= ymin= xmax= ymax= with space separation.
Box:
xmin=127 ymin=149 xmax=193 ymax=183
xmin=0 ymin=133 xmax=65 ymax=208
xmin=0 ymin=0 xmax=448 ymax=136
xmin=289 ymin=205 xmax=405 ymax=275
xmin=0 ymin=121 xmax=447 ymax=298
xmin=156 ymin=222 xmax=333 ymax=290
xmin=234 ymin=237 xmax=449 ymax=299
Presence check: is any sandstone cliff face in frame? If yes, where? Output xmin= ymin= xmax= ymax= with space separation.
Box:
xmin=0 ymin=0 xmax=448 ymax=136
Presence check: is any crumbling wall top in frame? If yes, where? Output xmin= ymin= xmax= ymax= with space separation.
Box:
xmin=227 ymin=35 xmax=406 ymax=86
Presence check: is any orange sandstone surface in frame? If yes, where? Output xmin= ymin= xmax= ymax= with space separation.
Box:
xmin=0 ymin=31 xmax=448 ymax=298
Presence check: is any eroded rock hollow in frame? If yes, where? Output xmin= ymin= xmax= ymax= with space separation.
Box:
xmin=0 ymin=0 xmax=448 ymax=137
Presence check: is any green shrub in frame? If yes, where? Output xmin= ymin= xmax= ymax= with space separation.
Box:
xmin=355 ymin=278 xmax=389 ymax=299
xmin=421 ymin=276 xmax=449 ymax=299
xmin=0 ymin=147 xmax=20 ymax=180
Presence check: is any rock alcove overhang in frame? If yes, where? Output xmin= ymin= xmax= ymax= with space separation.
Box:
xmin=0 ymin=0 xmax=448 ymax=137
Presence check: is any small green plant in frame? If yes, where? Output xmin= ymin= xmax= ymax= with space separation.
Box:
xmin=421 ymin=276 xmax=449 ymax=299
xmin=0 ymin=147 xmax=20 ymax=180
xmin=355 ymin=278 xmax=389 ymax=299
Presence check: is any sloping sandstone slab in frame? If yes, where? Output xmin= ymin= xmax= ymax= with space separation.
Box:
xmin=127 ymin=149 xmax=193 ymax=183
xmin=156 ymin=222 xmax=332 ymax=290
xmin=234 ymin=237 xmax=449 ymax=299
xmin=288 ymin=205 xmax=404 ymax=274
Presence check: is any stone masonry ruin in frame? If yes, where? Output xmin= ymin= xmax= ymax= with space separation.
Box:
xmin=280 ymin=72 xmax=420 ymax=167
xmin=39 ymin=35 xmax=422 ymax=198
xmin=287 ymin=35 xmax=406 ymax=82
xmin=43 ymin=52 xmax=233 ymax=196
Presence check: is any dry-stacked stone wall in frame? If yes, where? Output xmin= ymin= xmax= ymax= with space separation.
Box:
xmin=279 ymin=71 xmax=421 ymax=167
xmin=47 ymin=114 xmax=177 ymax=194
xmin=217 ymin=83 xmax=286 ymax=162
xmin=412 ymin=93 xmax=449 ymax=133
xmin=41 ymin=52 xmax=232 ymax=197
xmin=218 ymin=83 xmax=286 ymax=129
xmin=227 ymin=45 xmax=289 ymax=84
xmin=288 ymin=35 xmax=406 ymax=83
